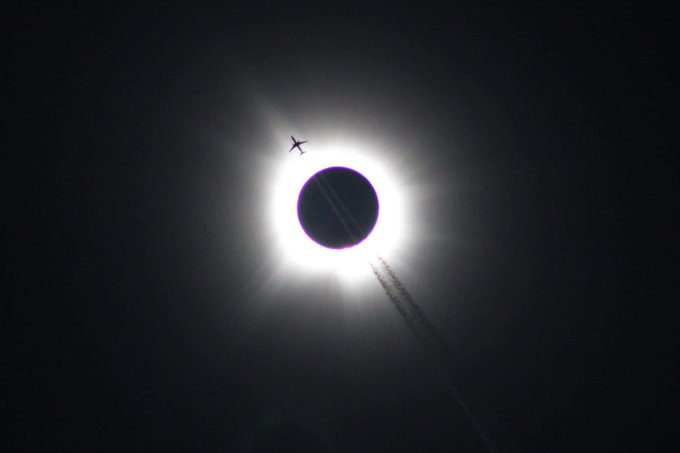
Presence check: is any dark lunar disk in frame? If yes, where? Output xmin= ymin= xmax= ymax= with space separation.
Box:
xmin=297 ymin=167 xmax=379 ymax=249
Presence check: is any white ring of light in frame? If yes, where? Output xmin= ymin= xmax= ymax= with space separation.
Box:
xmin=268 ymin=140 xmax=406 ymax=280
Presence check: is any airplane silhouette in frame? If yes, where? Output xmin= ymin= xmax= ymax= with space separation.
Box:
xmin=289 ymin=135 xmax=308 ymax=155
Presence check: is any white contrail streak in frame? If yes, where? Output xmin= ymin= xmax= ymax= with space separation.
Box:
xmin=312 ymin=174 xmax=358 ymax=246
xmin=318 ymin=172 xmax=365 ymax=238
xmin=310 ymin=168 xmax=507 ymax=452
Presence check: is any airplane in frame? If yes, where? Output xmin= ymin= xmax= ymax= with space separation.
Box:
xmin=289 ymin=135 xmax=308 ymax=155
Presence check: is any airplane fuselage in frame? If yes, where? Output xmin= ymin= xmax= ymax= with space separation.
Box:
xmin=289 ymin=136 xmax=308 ymax=155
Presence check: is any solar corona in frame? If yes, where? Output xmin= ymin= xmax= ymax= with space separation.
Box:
xmin=268 ymin=138 xmax=408 ymax=280
xmin=267 ymin=135 xmax=497 ymax=451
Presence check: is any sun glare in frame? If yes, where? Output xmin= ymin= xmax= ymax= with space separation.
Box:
xmin=268 ymin=138 xmax=407 ymax=280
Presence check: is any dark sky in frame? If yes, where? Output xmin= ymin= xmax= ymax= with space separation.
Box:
xmin=9 ymin=2 xmax=675 ymax=452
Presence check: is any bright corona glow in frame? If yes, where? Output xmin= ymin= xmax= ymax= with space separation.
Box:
xmin=268 ymin=139 xmax=407 ymax=280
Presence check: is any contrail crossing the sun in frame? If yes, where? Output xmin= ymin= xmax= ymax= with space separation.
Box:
xmin=308 ymin=166 xmax=509 ymax=452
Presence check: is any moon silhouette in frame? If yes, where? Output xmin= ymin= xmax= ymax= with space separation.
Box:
xmin=297 ymin=167 xmax=379 ymax=249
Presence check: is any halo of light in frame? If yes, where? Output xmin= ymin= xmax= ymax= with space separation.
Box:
xmin=267 ymin=138 xmax=408 ymax=281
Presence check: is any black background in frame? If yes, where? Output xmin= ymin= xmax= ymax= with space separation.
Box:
xmin=8 ymin=2 xmax=675 ymax=452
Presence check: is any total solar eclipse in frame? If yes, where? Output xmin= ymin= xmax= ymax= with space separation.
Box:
xmin=297 ymin=167 xmax=379 ymax=249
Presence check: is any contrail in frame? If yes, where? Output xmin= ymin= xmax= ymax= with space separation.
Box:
xmin=372 ymin=255 xmax=501 ymax=453
xmin=311 ymin=169 xmax=507 ymax=452
xmin=368 ymin=261 xmax=431 ymax=349
xmin=376 ymin=256 xmax=449 ymax=354
xmin=318 ymin=172 xmax=365 ymax=238
xmin=311 ymin=175 xmax=358 ymax=245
